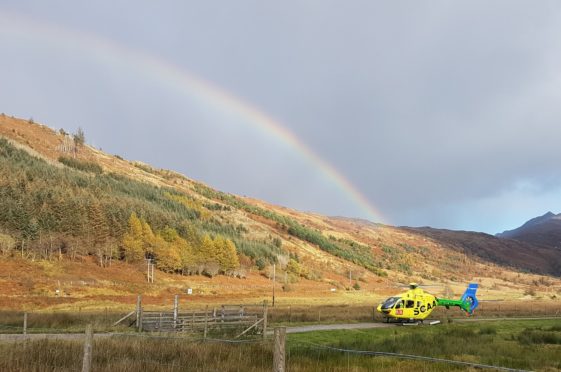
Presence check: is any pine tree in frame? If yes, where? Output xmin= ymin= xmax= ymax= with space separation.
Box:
xmin=89 ymin=202 xmax=110 ymax=266
xmin=89 ymin=202 xmax=109 ymax=247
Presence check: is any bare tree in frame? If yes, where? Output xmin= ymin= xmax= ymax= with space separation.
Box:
xmin=73 ymin=127 xmax=85 ymax=156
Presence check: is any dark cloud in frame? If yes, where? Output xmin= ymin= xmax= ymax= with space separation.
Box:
xmin=1 ymin=1 xmax=560 ymax=233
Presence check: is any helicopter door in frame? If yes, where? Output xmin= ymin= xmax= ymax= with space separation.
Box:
xmin=394 ymin=300 xmax=404 ymax=315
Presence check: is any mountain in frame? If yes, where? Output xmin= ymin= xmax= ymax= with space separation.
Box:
xmin=402 ymin=227 xmax=561 ymax=276
xmin=496 ymin=212 xmax=561 ymax=248
xmin=0 ymin=114 xmax=560 ymax=310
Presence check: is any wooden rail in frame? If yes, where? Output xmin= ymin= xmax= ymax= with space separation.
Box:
xmin=135 ymin=298 xmax=268 ymax=336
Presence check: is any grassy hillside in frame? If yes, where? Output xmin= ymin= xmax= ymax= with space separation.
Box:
xmin=1 ymin=115 xmax=560 ymax=310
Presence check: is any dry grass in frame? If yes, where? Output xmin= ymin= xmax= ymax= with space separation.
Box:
xmin=0 ymin=337 xmax=272 ymax=372
xmin=1 ymin=300 xmax=559 ymax=336
xmin=1 ymin=319 xmax=561 ymax=371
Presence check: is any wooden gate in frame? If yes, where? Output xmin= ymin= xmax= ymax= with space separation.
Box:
xmin=124 ymin=297 xmax=268 ymax=338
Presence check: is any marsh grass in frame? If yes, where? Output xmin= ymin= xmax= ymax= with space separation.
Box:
xmin=288 ymin=319 xmax=561 ymax=371
xmin=0 ymin=311 xmax=130 ymax=333
xmin=1 ymin=320 xmax=560 ymax=371
xmin=0 ymin=337 xmax=272 ymax=372
xmin=1 ymin=300 xmax=560 ymax=334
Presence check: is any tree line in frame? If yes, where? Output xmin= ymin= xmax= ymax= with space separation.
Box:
xmin=0 ymin=138 xmax=250 ymax=276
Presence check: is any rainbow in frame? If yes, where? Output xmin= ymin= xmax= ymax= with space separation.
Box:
xmin=0 ymin=10 xmax=386 ymax=223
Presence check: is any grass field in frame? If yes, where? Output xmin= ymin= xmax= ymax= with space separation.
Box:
xmin=1 ymin=300 xmax=559 ymax=334
xmin=1 ymin=319 xmax=560 ymax=371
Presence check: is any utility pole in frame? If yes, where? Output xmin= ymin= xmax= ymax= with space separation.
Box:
xmin=272 ymin=263 xmax=276 ymax=307
xmin=147 ymin=259 xmax=155 ymax=283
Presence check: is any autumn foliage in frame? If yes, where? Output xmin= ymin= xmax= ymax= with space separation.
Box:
xmin=122 ymin=213 xmax=239 ymax=275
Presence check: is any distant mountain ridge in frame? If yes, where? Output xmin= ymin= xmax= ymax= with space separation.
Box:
xmin=400 ymin=212 xmax=561 ymax=276
xmin=401 ymin=225 xmax=561 ymax=276
xmin=496 ymin=211 xmax=561 ymax=249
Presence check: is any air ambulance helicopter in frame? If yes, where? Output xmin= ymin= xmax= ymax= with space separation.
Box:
xmin=377 ymin=283 xmax=479 ymax=322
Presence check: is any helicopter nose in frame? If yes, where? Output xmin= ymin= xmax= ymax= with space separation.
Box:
xmin=377 ymin=305 xmax=390 ymax=314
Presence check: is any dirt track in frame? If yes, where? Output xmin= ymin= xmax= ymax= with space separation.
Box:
xmin=282 ymin=322 xmax=394 ymax=334
xmin=0 ymin=323 xmax=394 ymax=342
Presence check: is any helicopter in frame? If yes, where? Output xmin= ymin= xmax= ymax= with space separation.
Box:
xmin=377 ymin=283 xmax=479 ymax=322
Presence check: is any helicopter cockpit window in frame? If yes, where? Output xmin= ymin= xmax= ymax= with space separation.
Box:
xmin=406 ymin=300 xmax=415 ymax=308
xmin=381 ymin=297 xmax=400 ymax=309
xmin=395 ymin=300 xmax=403 ymax=309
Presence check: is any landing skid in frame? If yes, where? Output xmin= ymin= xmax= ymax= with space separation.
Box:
xmin=383 ymin=318 xmax=441 ymax=326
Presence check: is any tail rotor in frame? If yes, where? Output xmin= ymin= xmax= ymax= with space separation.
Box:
xmin=460 ymin=283 xmax=479 ymax=315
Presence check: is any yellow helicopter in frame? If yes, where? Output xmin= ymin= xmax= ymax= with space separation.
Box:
xmin=377 ymin=283 xmax=479 ymax=322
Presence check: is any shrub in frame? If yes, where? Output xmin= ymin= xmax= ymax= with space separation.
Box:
xmin=517 ymin=329 xmax=561 ymax=345
xmin=0 ymin=233 xmax=16 ymax=255
xmin=255 ymin=258 xmax=267 ymax=270
xmin=479 ymin=326 xmax=497 ymax=335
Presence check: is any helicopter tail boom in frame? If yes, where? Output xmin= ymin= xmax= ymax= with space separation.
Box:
xmin=436 ymin=283 xmax=479 ymax=315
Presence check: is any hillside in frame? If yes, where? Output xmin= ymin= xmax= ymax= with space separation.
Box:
xmin=497 ymin=211 xmax=561 ymax=248
xmin=1 ymin=115 xmax=560 ymax=310
xmin=402 ymin=227 xmax=561 ymax=276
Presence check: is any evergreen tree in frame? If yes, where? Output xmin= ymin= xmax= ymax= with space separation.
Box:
xmin=89 ymin=201 xmax=110 ymax=266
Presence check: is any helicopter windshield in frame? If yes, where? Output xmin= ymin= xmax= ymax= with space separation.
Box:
xmin=381 ymin=297 xmax=401 ymax=309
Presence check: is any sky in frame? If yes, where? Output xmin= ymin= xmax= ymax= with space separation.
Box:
xmin=1 ymin=1 xmax=561 ymax=234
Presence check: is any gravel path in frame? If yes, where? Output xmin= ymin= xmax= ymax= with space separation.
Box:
xmin=0 ymin=323 xmax=393 ymax=342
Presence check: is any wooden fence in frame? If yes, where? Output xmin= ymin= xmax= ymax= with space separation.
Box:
xmin=124 ymin=296 xmax=268 ymax=338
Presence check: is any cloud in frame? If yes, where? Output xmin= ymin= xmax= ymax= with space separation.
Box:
xmin=1 ymin=1 xmax=561 ymax=232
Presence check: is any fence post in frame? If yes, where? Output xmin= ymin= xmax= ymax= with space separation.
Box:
xmin=81 ymin=324 xmax=93 ymax=372
xmin=136 ymin=295 xmax=142 ymax=331
xmin=273 ymin=327 xmax=286 ymax=372
xmin=263 ymin=300 xmax=268 ymax=339
xmin=204 ymin=305 xmax=208 ymax=341
xmin=173 ymin=295 xmax=179 ymax=330
xmin=289 ymin=306 xmax=292 ymax=324
xmin=23 ymin=312 xmax=27 ymax=335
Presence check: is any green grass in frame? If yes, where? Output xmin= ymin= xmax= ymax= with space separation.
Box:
xmin=288 ymin=319 xmax=561 ymax=371
xmin=0 ymin=319 xmax=560 ymax=370
xmin=0 ymin=311 xmax=132 ymax=334
xmin=58 ymin=156 xmax=103 ymax=174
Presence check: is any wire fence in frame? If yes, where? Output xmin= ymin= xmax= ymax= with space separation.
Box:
xmin=292 ymin=340 xmax=531 ymax=372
